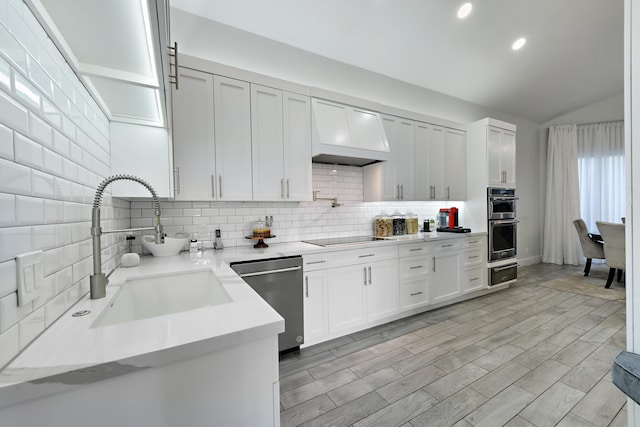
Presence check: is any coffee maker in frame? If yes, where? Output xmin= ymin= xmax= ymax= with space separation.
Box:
xmin=438 ymin=207 xmax=459 ymax=230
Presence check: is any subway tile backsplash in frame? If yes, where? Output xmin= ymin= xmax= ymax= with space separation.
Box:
xmin=0 ymin=2 xmax=130 ymax=368
xmin=132 ymin=163 xmax=450 ymax=253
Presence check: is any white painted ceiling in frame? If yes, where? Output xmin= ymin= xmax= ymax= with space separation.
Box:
xmin=170 ymin=0 xmax=623 ymax=124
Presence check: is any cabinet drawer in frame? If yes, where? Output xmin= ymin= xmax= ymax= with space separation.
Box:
xmin=464 ymin=236 xmax=484 ymax=248
xmin=463 ymin=249 xmax=483 ymax=266
xmin=399 ymin=278 xmax=429 ymax=310
xmin=399 ymin=256 xmax=430 ymax=279
xmin=462 ymin=265 xmax=485 ymax=292
xmin=303 ymin=253 xmax=330 ymax=271
xmin=328 ymin=244 xmax=398 ymax=268
xmin=399 ymin=242 xmax=430 ymax=258
xmin=431 ymin=239 xmax=461 ymax=251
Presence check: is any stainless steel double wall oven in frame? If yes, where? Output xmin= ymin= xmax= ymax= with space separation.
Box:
xmin=487 ymin=187 xmax=518 ymax=285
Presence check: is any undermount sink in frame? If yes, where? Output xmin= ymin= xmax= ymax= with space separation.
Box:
xmin=92 ymin=269 xmax=232 ymax=328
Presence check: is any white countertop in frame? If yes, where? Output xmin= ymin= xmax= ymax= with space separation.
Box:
xmin=0 ymin=232 xmax=484 ymax=408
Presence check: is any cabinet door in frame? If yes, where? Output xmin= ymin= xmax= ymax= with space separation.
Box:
xmin=283 ymin=92 xmax=312 ymax=201
xmin=380 ymin=115 xmax=399 ymax=200
xmin=304 ymin=270 xmax=329 ymax=342
xmin=428 ymin=126 xmax=446 ymax=199
xmin=501 ymin=130 xmax=516 ymax=187
xmin=414 ymin=122 xmax=430 ymax=200
xmin=251 ymin=84 xmax=284 ymax=201
xmin=328 ymin=265 xmax=366 ymax=334
xmin=172 ymin=68 xmax=216 ymax=200
xmin=443 ymin=129 xmax=466 ymax=200
xmin=397 ymin=119 xmax=416 ymax=200
xmin=367 ymin=258 xmax=398 ymax=322
xmin=213 ymin=75 xmax=253 ymax=200
xmin=487 ymin=126 xmax=505 ymax=186
xmin=431 ymin=252 xmax=461 ymax=303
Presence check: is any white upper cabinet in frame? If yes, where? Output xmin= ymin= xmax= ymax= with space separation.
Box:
xmin=487 ymin=126 xmax=516 ymax=187
xmin=172 ymin=68 xmax=216 ymax=201
xmin=415 ymin=123 xmax=466 ymax=201
xmin=363 ymin=115 xmax=415 ymax=201
xmin=213 ymin=76 xmax=253 ymax=201
xmin=251 ymin=85 xmax=284 ymax=201
xmin=252 ymin=85 xmax=312 ymax=201
xmin=283 ymin=92 xmax=312 ymax=201
xmin=468 ymin=118 xmax=517 ymax=190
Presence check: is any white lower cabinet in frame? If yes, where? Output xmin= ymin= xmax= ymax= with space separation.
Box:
xmin=431 ymin=251 xmax=462 ymax=304
xmin=302 ymin=235 xmax=490 ymax=347
xmin=327 ymin=264 xmax=367 ymax=334
xmin=303 ymin=270 xmax=329 ymax=342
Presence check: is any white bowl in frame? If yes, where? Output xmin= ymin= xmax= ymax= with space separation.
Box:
xmin=141 ymin=236 xmax=188 ymax=257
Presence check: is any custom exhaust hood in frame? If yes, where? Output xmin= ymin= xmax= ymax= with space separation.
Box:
xmin=311 ymin=98 xmax=391 ymax=166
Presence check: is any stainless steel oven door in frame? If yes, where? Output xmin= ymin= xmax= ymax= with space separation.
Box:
xmin=488 ymin=196 xmax=517 ymax=220
xmin=489 ymin=219 xmax=517 ymax=261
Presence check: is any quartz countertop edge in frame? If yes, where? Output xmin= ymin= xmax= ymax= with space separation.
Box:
xmin=0 ymin=232 xmax=486 ymax=408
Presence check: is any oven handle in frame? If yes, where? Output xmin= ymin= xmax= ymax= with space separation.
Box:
xmin=238 ymin=266 xmax=302 ymax=277
xmin=492 ymin=263 xmax=519 ymax=272
xmin=489 ymin=196 xmax=519 ymax=201
xmin=491 ymin=219 xmax=520 ymax=225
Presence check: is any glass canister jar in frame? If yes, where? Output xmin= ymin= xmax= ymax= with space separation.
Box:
xmin=252 ymin=217 xmax=271 ymax=238
xmin=406 ymin=212 xmax=419 ymax=234
xmin=374 ymin=212 xmax=393 ymax=237
xmin=392 ymin=211 xmax=406 ymax=235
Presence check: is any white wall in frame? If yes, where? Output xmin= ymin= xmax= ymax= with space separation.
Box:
xmin=170 ymin=9 xmax=543 ymax=262
xmin=0 ymin=1 xmax=128 ymax=368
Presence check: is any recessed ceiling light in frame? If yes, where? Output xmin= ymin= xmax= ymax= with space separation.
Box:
xmin=512 ymin=37 xmax=527 ymax=51
xmin=457 ymin=3 xmax=472 ymax=19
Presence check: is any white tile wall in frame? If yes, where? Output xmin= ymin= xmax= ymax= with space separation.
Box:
xmin=133 ymin=163 xmax=449 ymax=253
xmin=0 ymin=2 xmax=130 ymax=368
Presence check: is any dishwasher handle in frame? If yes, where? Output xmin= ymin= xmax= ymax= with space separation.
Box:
xmin=237 ymin=266 xmax=302 ymax=278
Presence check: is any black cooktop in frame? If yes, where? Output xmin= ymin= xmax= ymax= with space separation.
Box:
xmin=302 ymin=236 xmax=384 ymax=247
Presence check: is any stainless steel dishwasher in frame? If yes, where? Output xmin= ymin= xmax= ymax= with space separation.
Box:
xmin=230 ymin=256 xmax=303 ymax=352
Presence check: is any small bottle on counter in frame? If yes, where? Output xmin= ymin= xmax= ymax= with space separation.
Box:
xmin=189 ymin=234 xmax=198 ymax=252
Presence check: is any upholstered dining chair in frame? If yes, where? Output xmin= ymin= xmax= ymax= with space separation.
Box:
xmin=573 ymin=219 xmax=605 ymax=276
xmin=596 ymin=221 xmax=626 ymax=288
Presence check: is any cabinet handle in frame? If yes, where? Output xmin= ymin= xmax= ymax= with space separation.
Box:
xmin=281 ymin=178 xmax=284 ymax=199
xmin=359 ymin=254 xmax=375 ymax=258
xmin=447 ymin=186 xmax=450 ymax=200
xmin=219 ymin=175 xmax=223 ymax=198
xmin=401 ymin=184 xmax=404 ymax=200
xmin=368 ymin=266 xmax=372 ymax=284
xmin=410 ymin=265 xmax=424 ymax=269
xmin=432 ymin=256 xmax=436 ymax=272
xmin=469 ymin=240 xmax=479 ymax=244
xmin=396 ymin=184 xmax=400 ymax=200
xmin=286 ymin=179 xmax=290 ymax=198
xmin=305 ymin=276 xmax=309 ymax=297
xmin=469 ymin=255 xmax=480 ymax=259
xmin=442 ymin=244 xmax=454 ymax=248
xmin=306 ymin=260 xmax=326 ymax=265
xmin=410 ymin=291 xmax=424 ymax=296
xmin=363 ymin=267 xmax=367 ymax=285
xmin=211 ymin=174 xmax=215 ymax=198
xmin=173 ymin=167 xmax=181 ymax=195
xmin=409 ymin=248 xmax=423 ymax=252
xmin=469 ymin=277 xmax=480 ymax=282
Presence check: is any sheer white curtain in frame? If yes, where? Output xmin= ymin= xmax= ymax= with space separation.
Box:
xmin=577 ymin=121 xmax=625 ymax=232
xmin=542 ymin=125 xmax=581 ymax=265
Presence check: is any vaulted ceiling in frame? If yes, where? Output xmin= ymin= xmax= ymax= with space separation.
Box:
xmin=170 ymin=0 xmax=624 ymax=124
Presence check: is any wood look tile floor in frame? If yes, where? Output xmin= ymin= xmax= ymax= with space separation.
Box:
xmin=279 ymin=263 xmax=628 ymax=427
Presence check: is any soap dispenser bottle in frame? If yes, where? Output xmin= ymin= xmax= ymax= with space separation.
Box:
xmin=214 ymin=229 xmax=224 ymax=250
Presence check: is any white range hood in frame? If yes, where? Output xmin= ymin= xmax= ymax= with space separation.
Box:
xmin=311 ymin=98 xmax=390 ymax=166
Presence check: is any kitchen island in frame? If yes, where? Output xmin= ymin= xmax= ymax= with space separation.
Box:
xmin=0 ymin=233 xmax=498 ymax=426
